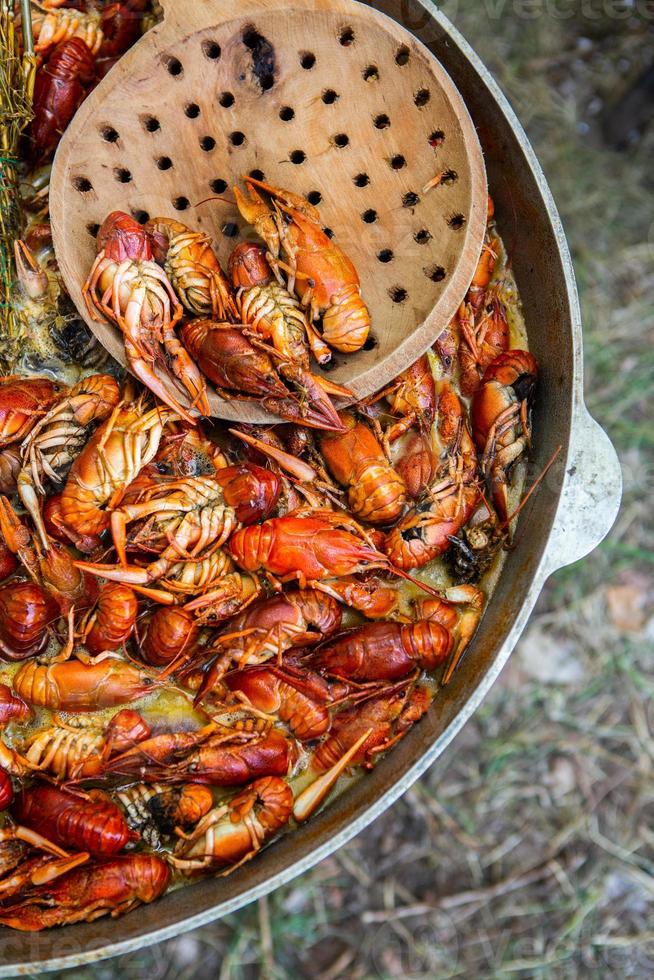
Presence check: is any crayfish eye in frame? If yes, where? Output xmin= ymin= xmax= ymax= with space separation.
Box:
xmin=512 ymin=373 xmax=537 ymax=404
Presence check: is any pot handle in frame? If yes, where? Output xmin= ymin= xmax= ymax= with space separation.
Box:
xmin=541 ymin=403 xmax=621 ymax=578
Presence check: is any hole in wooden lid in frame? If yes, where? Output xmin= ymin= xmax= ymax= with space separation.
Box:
xmin=73 ymin=176 xmax=92 ymax=192
xmin=339 ymin=27 xmax=355 ymax=46
xmin=242 ymin=26 xmax=261 ymax=48
xmin=323 ymin=227 xmax=334 ymax=238
xmin=87 ymin=222 xmax=100 ymax=237
xmin=414 ymin=229 xmax=432 ymax=244
xmin=363 ymin=65 xmax=379 ymax=81
xmin=290 ymin=149 xmax=306 ymax=164
xmin=157 ymin=156 xmax=172 ymax=170
xmin=333 ymin=133 xmax=349 ymax=148
xmin=131 ymin=209 xmax=149 ymax=224
xmin=363 ymin=334 xmax=377 ymax=351
xmin=414 ymin=89 xmax=430 ymax=107
xmin=230 ymin=131 xmax=246 ymax=146
xmin=114 ymin=167 xmax=131 ymax=183
xmin=300 ymin=52 xmax=316 ymax=69
xmin=222 ymin=222 xmax=239 ymax=237
xmin=202 ymin=40 xmax=221 ymax=59
xmin=249 ymin=169 xmax=265 ymax=181
xmin=377 ymin=249 xmax=394 ymax=263
xmin=200 ymin=136 xmax=216 ymax=151
xmin=307 ymin=190 xmax=322 ymax=205
xmin=219 ymin=92 xmax=235 ymax=108
xmin=279 ymin=106 xmax=295 ymax=121
xmin=322 ymin=89 xmax=339 ymax=104
xmin=144 ymin=116 xmax=160 ymax=132
xmin=185 ymin=103 xmax=200 ymax=118
xmin=210 ymin=178 xmax=227 ymax=193
xmin=374 ymin=114 xmax=391 ymax=130
xmin=441 ymin=169 xmax=458 ymax=184
xmin=389 ymin=286 xmax=408 ymax=303
xmin=425 ymin=264 xmax=446 ymax=282
xmin=448 ymin=213 xmax=466 ymax=230
xmin=165 ymin=56 xmax=183 ymax=76
xmin=390 ymin=154 xmax=406 ymax=170
xmin=362 ymin=209 xmax=378 ymax=224
xmin=395 ymin=45 xmax=410 ymax=65
xmin=101 ymin=126 xmax=119 ymax=142
xmin=353 ymin=173 xmax=369 ymax=187
xmin=173 ymin=197 xmax=189 ymax=210
xmin=402 ymin=191 xmax=420 ymax=208
xmin=429 ymin=130 xmax=445 ymax=147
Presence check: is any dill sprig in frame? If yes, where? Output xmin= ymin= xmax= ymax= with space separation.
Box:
xmin=0 ymin=1 xmax=36 ymax=371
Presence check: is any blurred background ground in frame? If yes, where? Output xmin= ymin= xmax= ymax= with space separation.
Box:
xmin=41 ymin=3 xmax=653 ymax=978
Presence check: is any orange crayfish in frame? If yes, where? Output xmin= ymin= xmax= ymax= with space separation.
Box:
xmin=472 ymin=349 xmax=538 ymax=526
xmin=294 ymin=684 xmax=432 ymax=821
xmin=234 ymin=177 xmax=371 ymax=353
xmin=0 ymin=853 xmax=170 ymax=930
xmin=319 ymin=412 xmax=407 ymax=525
xmin=384 ymin=382 xmax=479 ymax=570
xmin=12 ymin=783 xmax=134 ymax=855
xmin=195 ymin=588 xmax=342 ymax=691
xmin=146 ymin=216 xmax=237 ymax=321
xmin=106 ymin=727 xmax=292 ymax=786
xmin=17 ymin=374 xmax=119 ymax=550
xmin=83 ymin=211 xmax=208 ymax=421
xmin=0 ymin=376 xmax=65 ymax=449
xmin=172 ymin=776 xmax=293 ymax=874
xmin=228 ymin=511 xmax=441 ymax=597
xmin=59 ymin=394 xmax=177 ymax=537
xmin=309 ymin=620 xmax=453 ymax=681
xmin=228 ymin=241 xmax=349 ymax=430
xmin=13 ymin=658 xmax=155 ymax=712
xmin=224 ymin=664 xmax=333 ymax=742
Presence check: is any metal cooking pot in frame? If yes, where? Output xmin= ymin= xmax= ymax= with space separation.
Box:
xmin=0 ymin=1 xmax=621 ymax=972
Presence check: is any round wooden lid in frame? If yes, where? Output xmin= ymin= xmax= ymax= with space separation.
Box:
xmin=50 ymin=0 xmax=487 ymax=423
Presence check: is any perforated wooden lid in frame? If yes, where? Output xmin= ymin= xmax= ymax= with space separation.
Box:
xmin=50 ymin=0 xmax=487 ymax=423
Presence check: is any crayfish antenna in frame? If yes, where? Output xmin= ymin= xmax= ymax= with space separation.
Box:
xmin=293 ymin=728 xmax=373 ymax=823
xmin=500 ymin=444 xmax=563 ymax=534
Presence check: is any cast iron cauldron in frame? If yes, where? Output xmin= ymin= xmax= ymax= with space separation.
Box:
xmin=0 ymin=1 xmax=621 ymax=971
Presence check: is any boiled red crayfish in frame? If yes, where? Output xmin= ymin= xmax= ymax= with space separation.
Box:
xmin=83 ymin=212 xmax=208 ymax=421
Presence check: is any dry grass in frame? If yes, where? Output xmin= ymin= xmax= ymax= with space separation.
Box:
xmin=43 ymin=6 xmax=653 ymax=979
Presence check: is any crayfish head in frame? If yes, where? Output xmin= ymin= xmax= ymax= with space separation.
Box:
xmin=228 ymin=242 xmax=272 ymax=289
xmin=97 ymin=211 xmax=153 ymax=263
xmin=68 ymin=375 xmax=120 ymax=427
